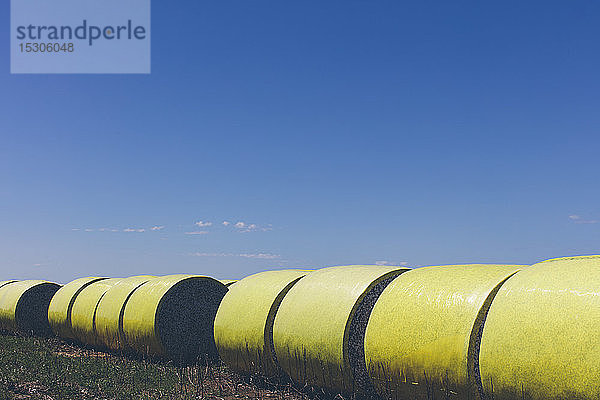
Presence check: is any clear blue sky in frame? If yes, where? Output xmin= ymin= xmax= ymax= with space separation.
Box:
xmin=2 ymin=1 xmax=600 ymax=283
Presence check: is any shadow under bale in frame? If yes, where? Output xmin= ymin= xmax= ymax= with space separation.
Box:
xmin=123 ymin=275 xmax=228 ymax=363
xmin=0 ymin=280 xmax=62 ymax=336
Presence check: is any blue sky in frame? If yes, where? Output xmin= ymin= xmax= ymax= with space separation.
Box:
xmin=2 ymin=1 xmax=600 ymax=283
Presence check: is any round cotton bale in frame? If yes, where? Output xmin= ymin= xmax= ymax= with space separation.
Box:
xmin=214 ymin=269 xmax=309 ymax=376
xmin=94 ymin=275 xmax=154 ymax=351
xmin=0 ymin=280 xmax=61 ymax=335
xmin=122 ymin=274 xmax=228 ymax=361
xmin=273 ymin=265 xmax=408 ymax=393
xmin=47 ymin=277 xmax=108 ymax=340
xmin=70 ymin=278 xmax=121 ymax=346
xmin=0 ymin=281 xmax=17 ymax=290
xmin=479 ymin=256 xmax=600 ymax=400
xmin=364 ymin=264 xmax=523 ymax=400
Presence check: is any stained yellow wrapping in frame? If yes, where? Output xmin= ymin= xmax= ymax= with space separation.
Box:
xmin=47 ymin=277 xmax=107 ymax=340
xmin=94 ymin=275 xmax=154 ymax=350
xmin=0 ymin=280 xmax=61 ymax=335
xmin=364 ymin=264 xmax=523 ymax=400
xmin=273 ymin=265 xmax=408 ymax=393
xmin=70 ymin=278 xmax=121 ymax=346
xmin=479 ymin=256 xmax=600 ymax=400
xmin=214 ymin=270 xmax=308 ymax=375
xmin=122 ymin=274 xmax=228 ymax=360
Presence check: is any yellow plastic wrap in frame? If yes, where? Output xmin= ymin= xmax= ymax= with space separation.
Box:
xmin=0 ymin=280 xmax=17 ymax=290
xmin=122 ymin=274 xmax=228 ymax=360
xmin=94 ymin=275 xmax=154 ymax=351
xmin=214 ymin=270 xmax=308 ymax=375
xmin=273 ymin=265 xmax=408 ymax=393
xmin=364 ymin=264 xmax=523 ymax=400
xmin=0 ymin=280 xmax=61 ymax=335
xmin=70 ymin=278 xmax=121 ymax=346
xmin=47 ymin=277 xmax=107 ymax=340
xmin=479 ymin=256 xmax=600 ymax=400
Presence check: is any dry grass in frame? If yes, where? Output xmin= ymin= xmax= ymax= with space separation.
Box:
xmin=0 ymin=333 xmax=316 ymax=400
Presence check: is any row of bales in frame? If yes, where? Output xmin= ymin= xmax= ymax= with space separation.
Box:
xmin=0 ymin=275 xmax=232 ymax=361
xmin=0 ymin=256 xmax=599 ymax=399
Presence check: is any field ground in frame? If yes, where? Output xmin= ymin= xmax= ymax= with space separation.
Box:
xmin=0 ymin=333 xmax=325 ymax=400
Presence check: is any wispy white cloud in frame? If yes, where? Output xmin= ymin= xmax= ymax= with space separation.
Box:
xmin=569 ymin=215 xmax=598 ymax=224
xmin=239 ymin=253 xmax=280 ymax=259
xmin=231 ymin=221 xmax=271 ymax=232
xmin=375 ymin=260 xmax=409 ymax=266
xmin=195 ymin=221 xmax=212 ymax=227
xmin=75 ymin=226 xmax=158 ymax=233
xmin=191 ymin=252 xmax=280 ymax=259
xmin=124 ymin=228 xmax=145 ymax=232
xmin=72 ymin=217 xmax=273 ymax=235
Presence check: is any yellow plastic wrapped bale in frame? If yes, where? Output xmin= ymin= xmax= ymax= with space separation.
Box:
xmin=364 ymin=264 xmax=523 ymax=400
xmin=0 ymin=281 xmax=17 ymax=290
xmin=214 ymin=270 xmax=308 ymax=376
xmin=70 ymin=278 xmax=121 ymax=346
xmin=122 ymin=275 xmax=228 ymax=361
xmin=48 ymin=277 xmax=108 ymax=340
xmin=95 ymin=275 xmax=154 ymax=351
xmin=0 ymin=280 xmax=62 ymax=335
xmin=479 ymin=256 xmax=600 ymax=400
xmin=273 ymin=265 xmax=408 ymax=393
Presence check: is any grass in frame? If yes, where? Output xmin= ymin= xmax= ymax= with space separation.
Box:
xmin=0 ymin=333 xmax=313 ymax=400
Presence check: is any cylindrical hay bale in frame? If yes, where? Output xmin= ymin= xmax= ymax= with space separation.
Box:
xmin=214 ymin=270 xmax=309 ymax=376
xmin=0 ymin=280 xmax=62 ymax=335
xmin=219 ymin=280 xmax=237 ymax=287
xmin=479 ymin=256 xmax=600 ymax=400
xmin=70 ymin=278 xmax=121 ymax=346
xmin=364 ymin=264 xmax=523 ymax=400
xmin=48 ymin=277 xmax=108 ymax=340
xmin=122 ymin=274 xmax=228 ymax=361
xmin=94 ymin=275 xmax=154 ymax=351
xmin=273 ymin=265 xmax=408 ymax=393
xmin=0 ymin=281 xmax=17 ymax=290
